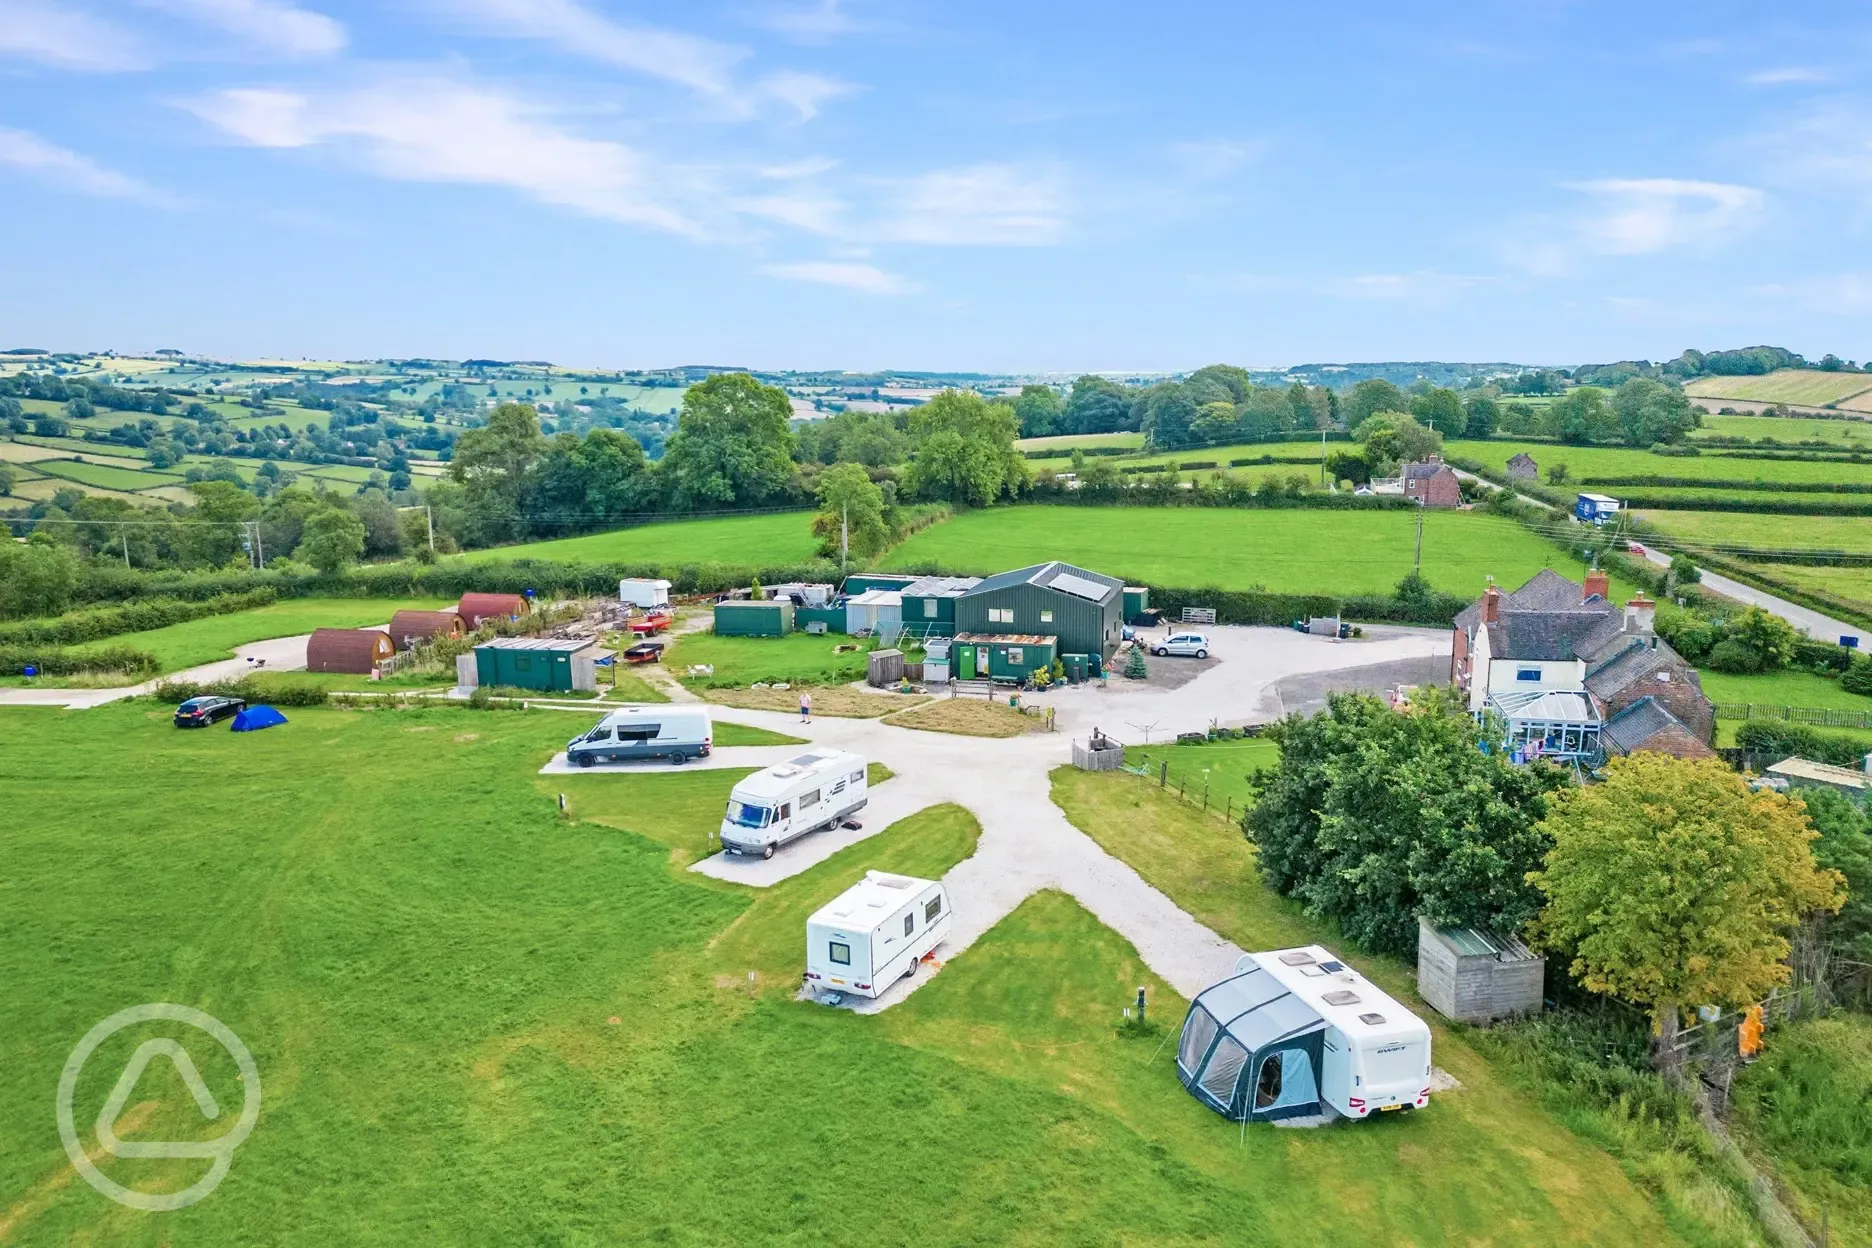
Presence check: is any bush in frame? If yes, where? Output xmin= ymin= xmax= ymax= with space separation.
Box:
xmin=1704 ymin=638 xmax=1766 ymax=673
xmin=1793 ymin=638 xmax=1854 ymax=674
xmin=1733 ymin=719 xmax=1867 ymax=767
xmin=1843 ymin=657 xmax=1872 ymax=696
xmin=0 ymin=644 xmax=156 ymax=676
xmin=0 ymin=589 xmax=277 ymax=647
xmin=152 ymin=676 xmax=331 ymax=707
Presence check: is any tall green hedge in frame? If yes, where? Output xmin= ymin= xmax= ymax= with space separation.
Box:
xmin=0 ymin=589 xmax=277 ymax=646
xmin=0 ymin=644 xmax=157 ymax=676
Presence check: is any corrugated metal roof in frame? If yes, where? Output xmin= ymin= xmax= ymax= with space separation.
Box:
xmin=1433 ymin=925 xmax=1539 ymax=961
xmin=1767 ymin=757 xmax=1870 ymax=790
xmin=477 ymin=637 xmax=595 ymax=653
xmin=952 ymin=632 xmax=1056 ymax=645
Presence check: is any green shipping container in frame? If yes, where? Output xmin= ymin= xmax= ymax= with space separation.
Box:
xmin=714 ymin=600 xmax=794 ymax=637
xmin=1123 ymin=587 xmax=1150 ymax=619
xmin=474 ymin=638 xmax=591 ymax=692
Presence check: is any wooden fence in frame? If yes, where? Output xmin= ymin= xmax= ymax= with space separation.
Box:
xmin=1714 ymin=702 xmax=1872 ymax=729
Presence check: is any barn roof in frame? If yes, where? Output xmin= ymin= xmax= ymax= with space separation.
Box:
xmin=966 ymin=561 xmax=1122 ymax=602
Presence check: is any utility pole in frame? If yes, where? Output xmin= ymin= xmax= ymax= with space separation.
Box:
xmin=1414 ymin=503 xmax=1424 ymax=573
xmin=120 ymin=526 xmax=131 ymax=569
xmin=840 ymin=501 xmax=848 ymax=574
xmin=1319 ymin=426 xmax=1327 ymax=488
xmin=425 ymin=505 xmax=435 ymax=556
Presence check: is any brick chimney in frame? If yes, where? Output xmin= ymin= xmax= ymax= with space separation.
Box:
xmin=1482 ymin=586 xmax=1502 ymax=624
xmin=1624 ymin=594 xmax=1655 ymax=634
xmin=1584 ymin=570 xmax=1609 ymax=602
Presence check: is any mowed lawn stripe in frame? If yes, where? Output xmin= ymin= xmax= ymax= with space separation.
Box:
xmin=451 ymin=512 xmax=821 ymax=566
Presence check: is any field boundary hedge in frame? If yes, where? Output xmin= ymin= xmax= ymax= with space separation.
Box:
xmin=1582 ymin=476 xmax=1872 ymax=494
xmin=0 ymin=588 xmax=277 ymax=646
xmin=0 ymin=643 xmax=156 ymax=677
xmin=1613 ymin=495 xmax=1872 ymax=517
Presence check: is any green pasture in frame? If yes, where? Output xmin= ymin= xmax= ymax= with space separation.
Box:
xmin=881 ymin=505 xmax=1639 ymax=599
xmin=1015 ymin=431 xmax=1145 ymax=452
xmin=1450 ymin=439 xmax=1872 ymax=488
xmin=1634 ymin=510 xmax=1872 ymax=554
xmin=1616 ymin=487 xmax=1872 ymax=511
xmin=72 ymin=598 xmax=450 ymax=675
xmin=31 ymin=459 xmax=179 ymax=491
xmin=451 ymin=512 xmax=821 ymax=568
xmin=1698 ymin=669 xmax=1871 ymax=712
xmin=1692 ymin=414 xmax=1872 ymax=444
xmin=1751 ymin=563 xmax=1872 ymax=615
xmin=13 ymin=434 xmax=148 ymax=459
xmin=0 ymin=702 xmax=1698 ymax=1245
xmin=1684 ymin=369 xmax=1872 ymax=407
xmin=1027 ymin=437 xmax=1327 ymax=471
xmin=668 ymin=629 xmax=880 ymax=687
xmin=1122 ymin=737 xmax=1280 ymax=815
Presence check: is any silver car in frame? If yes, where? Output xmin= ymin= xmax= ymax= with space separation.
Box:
xmin=1152 ymin=632 xmax=1211 ymax=658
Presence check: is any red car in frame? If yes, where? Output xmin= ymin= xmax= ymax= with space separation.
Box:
xmin=623 ymin=641 xmax=665 ymax=664
xmin=629 ymin=609 xmax=674 ymax=636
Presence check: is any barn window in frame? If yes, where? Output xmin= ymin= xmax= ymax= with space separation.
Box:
xmin=1039 ymin=609 xmax=1053 ymax=623
xmin=988 ymin=607 xmax=1014 ymax=624
xmin=923 ymin=599 xmax=938 ymax=618
xmin=1006 ymin=647 xmax=1023 ymax=665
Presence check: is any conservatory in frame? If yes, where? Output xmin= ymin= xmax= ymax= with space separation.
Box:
xmin=1175 ymin=963 xmax=1328 ymax=1122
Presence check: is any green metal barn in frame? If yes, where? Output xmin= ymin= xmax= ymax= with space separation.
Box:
xmin=950 ymin=633 xmax=1057 ymax=681
xmin=714 ymin=600 xmax=795 ymax=636
xmin=899 ymin=575 xmax=981 ymax=640
xmin=955 ymin=562 xmax=1125 ymax=660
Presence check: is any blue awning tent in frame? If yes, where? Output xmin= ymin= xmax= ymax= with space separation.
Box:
xmin=231 ymin=705 xmax=288 ymax=732
xmin=1177 ymin=964 xmax=1327 ymax=1122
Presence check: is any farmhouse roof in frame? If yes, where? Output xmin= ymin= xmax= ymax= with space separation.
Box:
xmin=1402 ymin=459 xmax=1454 ymax=481
xmin=1603 ymin=697 xmax=1714 ymax=759
xmin=1507 ymin=452 xmax=1538 ymax=468
xmin=1485 ymin=609 xmax=1623 ymax=662
xmin=1585 ymin=641 xmax=1696 ymax=699
xmin=1454 ymin=569 xmax=1585 ymax=633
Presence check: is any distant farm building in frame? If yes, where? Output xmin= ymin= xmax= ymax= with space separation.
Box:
xmin=955 ymin=561 xmax=1124 ymax=661
xmin=1766 ymin=756 xmax=1872 ymax=798
xmin=306 ymin=628 xmax=395 ymax=674
xmin=457 ymin=592 xmax=530 ymax=628
xmin=387 ymin=609 xmax=466 ymax=651
xmin=1400 ymin=455 xmax=1463 ymax=507
xmin=1505 ymin=452 xmax=1539 ymax=480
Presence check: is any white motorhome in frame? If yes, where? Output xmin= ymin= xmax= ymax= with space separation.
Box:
xmin=619 ymin=578 xmax=673 ymax=609
xmin=1247 ymin=945 xmax=1433 ymax=1118
xmin=567 ymin=706 xmax=712 ymax=766
xmin=805 ymin=871 xmax=950 ymax=999
xmin=719 ymin=748 xmax=867 ymax=859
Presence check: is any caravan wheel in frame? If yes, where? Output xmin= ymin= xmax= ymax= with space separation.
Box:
xmin=903 ymin=956 xmax=919 ymax=979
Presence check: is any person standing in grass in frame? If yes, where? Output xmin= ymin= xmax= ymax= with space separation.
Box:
xmin=799 ymin=690 xmax=812 ymax=723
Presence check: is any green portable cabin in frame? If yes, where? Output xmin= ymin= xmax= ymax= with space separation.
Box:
xmin=950 ymin=633 xmax=1057 ymax=682
xmin=899 ymin=575 xmax=981 ymax=640
xmin=841 ymin=573 xmax=918 ymax=595
xmin=955 ymin=561 xmax=1125 ymax=661
xmin=474 ymin=637 xmax=599 ymax=693
xmin=714 ymin=600 xmax=794 ymax=637
xmin=1123 ymin=587 xmax=1150 ymax=620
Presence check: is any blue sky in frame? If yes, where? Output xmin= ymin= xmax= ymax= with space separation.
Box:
xmin=2 ymin=1 xmax=1870 ymax=371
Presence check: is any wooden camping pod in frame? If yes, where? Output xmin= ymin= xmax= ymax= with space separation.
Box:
xmin=457 ymin=592 xmax=529 ymax=628
xmin=388 ymin=609 xmax=466 ymax=651
xmin=305 ymin=628 xmax=396 ymax=674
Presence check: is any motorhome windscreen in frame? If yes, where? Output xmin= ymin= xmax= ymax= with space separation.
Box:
xmin=725 ymin=801 xmax=774 ymax=828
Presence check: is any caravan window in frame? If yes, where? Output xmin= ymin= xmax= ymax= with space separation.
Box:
xmin=828 ymin=941 xmax=851 ymax=965
xmin=799 ymin=789 xmax=821 ymax=808
xmin=924 ymin=895 xmax=942 ymax=922
xmin=850 ymin=770 xmax=864 ymax=784
xmin=616 ymin=724 xmax=660 ymax=742
xmin=903 ymin=913 xmax=914 ymax=937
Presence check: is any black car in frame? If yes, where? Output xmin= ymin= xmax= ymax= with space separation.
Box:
xmin=174 ymin=695 xmax=245 ymax=728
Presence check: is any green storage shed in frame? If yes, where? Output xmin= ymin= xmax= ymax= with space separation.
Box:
xmin=1123 ymin=587 xmax=1150 ymax=620
xmin=950 ymin=633 xmax=1057 ymax=682
xmin=714 ymin=600 xmax=794 ymax=637
xmin=955 ymin=562 xmax=1125 ymax=661
xmin=899 ymin=575 xmax=981 ymax=640
xmin=474 ymin=638 xmax=600 ymax=693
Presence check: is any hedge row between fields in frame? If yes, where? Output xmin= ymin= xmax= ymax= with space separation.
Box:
xmin=0 ymin=588 xmax=278 ymax=646
xmin=0 ymin=644 xmax=156 ymax=677
xmin=1582 ymin=476 xmax=1872 ymax=493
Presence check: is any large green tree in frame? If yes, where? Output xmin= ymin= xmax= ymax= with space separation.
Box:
xmin=1797 ymin=788 xmax=1872 ymax=963
xmin=1136 ymin=382 xmax=1201 ymax=449
xmin=1344 ymin=378 xmax=1409 ymax=427
xmin=1542 ymin=386 xmax=1620 ymax=444
xmin=1247 ymin=689 xmax=1570 ymax=955
xmin=1011 ymin=384 xmax=1065 ymax=438
xmin=659 ymin=373 xmax=796 ymax=508
xmin=1353 ymin=411 xmax=1441 ymax=472
xmin=0 ymin=538 xmax=80 ymax=618
xmin=1184 ymin=364 xmax=1253 ymax=405
xmin=1061 ymin=375 xmax=1132 ymax=435
xmin=1529 ymin=754 xmax=1843 ymax=1069
xmin=810 ymin=462 xmax=890 ymax=561
xmin=1612 ymin=378 xmax=1701 ymax=446
xmin=295 ymin=506 xmax=368 ymax=573
xmin=901 ymin=390 xmax=1028 ymax=506
xmin=1409 ymin=387 xmax=1468 ymax=438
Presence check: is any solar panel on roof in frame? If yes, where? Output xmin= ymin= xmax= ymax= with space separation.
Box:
xmin=1051 ymin=572 xmax=1111 ymax=601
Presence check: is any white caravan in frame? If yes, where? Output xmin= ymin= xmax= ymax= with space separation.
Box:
xmin=719 ymin=748 xmax=868 ymax=859
xmin=618 ymin=578 xmax=673 ymax=609
xmin=1245 ymin=945 xmax=1434 ymax=1118
xmin=805 ymin=871 xmax=951 ymax=999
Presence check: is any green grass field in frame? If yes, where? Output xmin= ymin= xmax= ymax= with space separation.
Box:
xmin=1014 ymin=431 xmax=1146 ymax=452
xmin=1750 ymin=563 xmax=1872 ymax=616
xmin=453 ymin=512 xmax=821 ymax=567
xmin=1693 ymin=414 xmax=1872 ymax=444
xmin=1684 ymin=369 xmax=1872 ymax=407
xmin=1730 ymin=1013 xmax=1872 ymax=1245
xmin=0 ymin=702 xmax=1705 ymax=1245
xmin=882 ymin=505 xmax=1639 ymax=599
xmin=28 ymin=459 xmax=178 ymax=491
xmin=1027 ymin=438 xmax=1326 ymax=472
xmin=668 ymin=629 xmax=880 ymax=687
xmin=1122 ymin=738 xmax=1279 ymax=815
xmin=1697 ymin=668 xmax=1871 ymax=711
xmin=1634 ymin=510 xmax=1872 ymax=554
xmin=1450 ymin=439 xmax=1872 ymax=488
xmin=74 ymin=598 xmax=450 ymax=675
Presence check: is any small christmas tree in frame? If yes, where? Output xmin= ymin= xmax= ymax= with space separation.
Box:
xmin=1123 ymin=644 xmax=1149 ymax=680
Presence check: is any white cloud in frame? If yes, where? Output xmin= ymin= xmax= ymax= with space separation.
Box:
xmin=0 ymin=2 xmax=145 ymax=71
xmin=441 ymin=0 xmax=748 ymax=97
xmin=760 ymin=155 xmax=838 ymax=179
xmin=879 ymin=164 xmax=1066 ymax=245
xmin=734 ymin=191 xmax=846 ymax=233
xmin=0 ymin=126 xmax=177 ymax=205
xmin=762 ymin=260 xmax=915 ymax=294
xmin=758 ymin=0 xmax=860 ymax=42
xmin=143 ymin=0 xmax=345 ymax=56
xmin=758 ymin=69 xmax=857 ymax=121
xmin=1565 ymin=178 xmax=1763 ymax=255
xmin=1746 ymin=66 xmax=1829 ymax=86
xmin=183 ymin=78 xmax=699 ymax=234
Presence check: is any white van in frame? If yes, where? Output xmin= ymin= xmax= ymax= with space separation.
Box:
xmin=1246 ymin=945 xmax=1434 ymax=1118
xmin=567 ymin=706 xmax=712 ymax=766
xmin=805 ymin=871 xmax=950 ymax=999
xmin=719 ymin=748 xmax=867 ymax=859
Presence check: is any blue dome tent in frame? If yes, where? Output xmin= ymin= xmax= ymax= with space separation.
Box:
xmin=1176 ymin=962 xmax=1327 ymax=1122
xmin=230 ymin=705 xmax=288 ymax=732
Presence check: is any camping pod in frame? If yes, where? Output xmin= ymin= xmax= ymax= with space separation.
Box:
xmin=457 ymin=592 xmax=530 ymax=629
xmin=305 ymin=628 xmax=395 ymax=675
xmin=388 ymin=609 xmax=466 ymax=651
